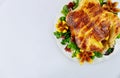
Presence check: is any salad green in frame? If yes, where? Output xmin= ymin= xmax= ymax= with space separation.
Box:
xmin=117 ymin=34 xmax=120 ymax=39
xmin=99 ymin=0 xmax=104 ymax=6
xmin=59 ymin=16 xmax=66 ymax=21
xmin=73 ymin=0 xmax=80 ymax=9
xmin=54 ymin=31 xmax=63 ymax=39
xmin=61 ymin=5 xmax=69 ymax=16
xmin=94 ymin=51 xmax=103 ymax=58
xmin=104 ymin=48 xmax=114 ymax=55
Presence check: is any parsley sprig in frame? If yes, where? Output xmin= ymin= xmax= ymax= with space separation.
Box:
xmin=73 ymin=0 xmax=79 ymax=9
xmin=54 ymin=30 xmax=80 ymax=58
xmin=117 ymin=34 xmax=120 ymax=39
xmin=67 ymin=41 xmax=80 ymax=58
xmin=94 ymin=51 xmax=103 ymax=58
xmin=61 ymin=5 xmax=69 ymax=16
xmin=99 ymin=0 xmax=104 ymax=6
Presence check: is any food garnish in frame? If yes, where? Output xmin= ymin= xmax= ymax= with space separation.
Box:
xmin=54 ymin=0 xmax=120 ymax=64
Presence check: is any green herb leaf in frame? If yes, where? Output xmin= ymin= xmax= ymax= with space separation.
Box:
xmin=60 ymin=30 xmax=71 ymax=45
xmin=107 ymin=48 xmax=113 ymax=53
xmin=99 ymin=0 xmax=104 ymax=6
xmin=67 ymin=41 xmax=80 ymax=53
xmin=59 ymin=16 xmax=66 ymax=21
xmin=91 ymin=56 xmax=95 ymax=60
xmin=67 ymin=42 xmax=77 ymax=50
xmin=72 ymin=51 xmax=77 ymax=58
xmin=61 ymin=5 xmax=69 ymax=16
xmin=117 ymin=34 xmax=120 ymax=39
xmin=61 ymin=37 xmax=70 ymax=45
xmin=54 ymin=30 xmax=80 ymax=58
xmin=63 ymin=30 xmax=71 ymax=39
xmin=73 ymin=0 xmax=79 ymax=9
xmin=94 ymin=51 xmax=103 ymax=58
xmin=54 ymin=31 xmax=63 ymax=39
xmin=104 ymin=48 xmax=114 ymax=55
xmin=72 ymin=50 xmax=80 ymax=58
xmin=61 ymin=39 xmax=66 ymax=45
xmin=66 ymin=40 xmax=80 ymax=58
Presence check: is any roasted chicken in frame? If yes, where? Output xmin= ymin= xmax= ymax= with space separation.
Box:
xmin=66 ymin=0 xmax=120 ymax=53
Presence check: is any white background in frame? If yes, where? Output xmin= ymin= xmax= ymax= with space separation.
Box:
xmin=0 ymin=0 xmax=120 ymax=78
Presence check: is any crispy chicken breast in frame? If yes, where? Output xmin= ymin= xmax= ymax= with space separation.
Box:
xmin=66 ymin=0 xmax=120 ymax=53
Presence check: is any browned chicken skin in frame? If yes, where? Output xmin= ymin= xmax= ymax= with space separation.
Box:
xmin=66 ymin=0 xmax=120 ymax=53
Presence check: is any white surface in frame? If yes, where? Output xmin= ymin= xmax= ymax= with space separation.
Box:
xmin=0 ymin=0 xmax=120 ymax=78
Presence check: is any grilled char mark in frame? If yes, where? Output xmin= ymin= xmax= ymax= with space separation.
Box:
xmin=81 ymin=39 xmax=87 ymax=50
xmin=90 ymin=45 xmax=103 ymax=52
xmin=86 ymin=2 xmax=103 ymax=17
xmin=100 ymin=21 xmax=110 ymax=37
xmin=92 ymin=27 xmax=107 ymax=41
xmin=94 ymin=17 xmax=101 ymax=24
xmin=86 ymin=22 xmax=95 ymax=31
xmin=67 ymin=10 xmax=90 ymax=29
xmin=75 ymin=36 xmax=87 ymax=50
xmin=92 ymin=20 xmax=110 ymax=41
xmin=86 ymin=2 xmax=95 ymax=9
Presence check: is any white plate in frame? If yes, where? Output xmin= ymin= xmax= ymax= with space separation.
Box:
xmin=54 ymin=0 xmax=120 ymax=64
